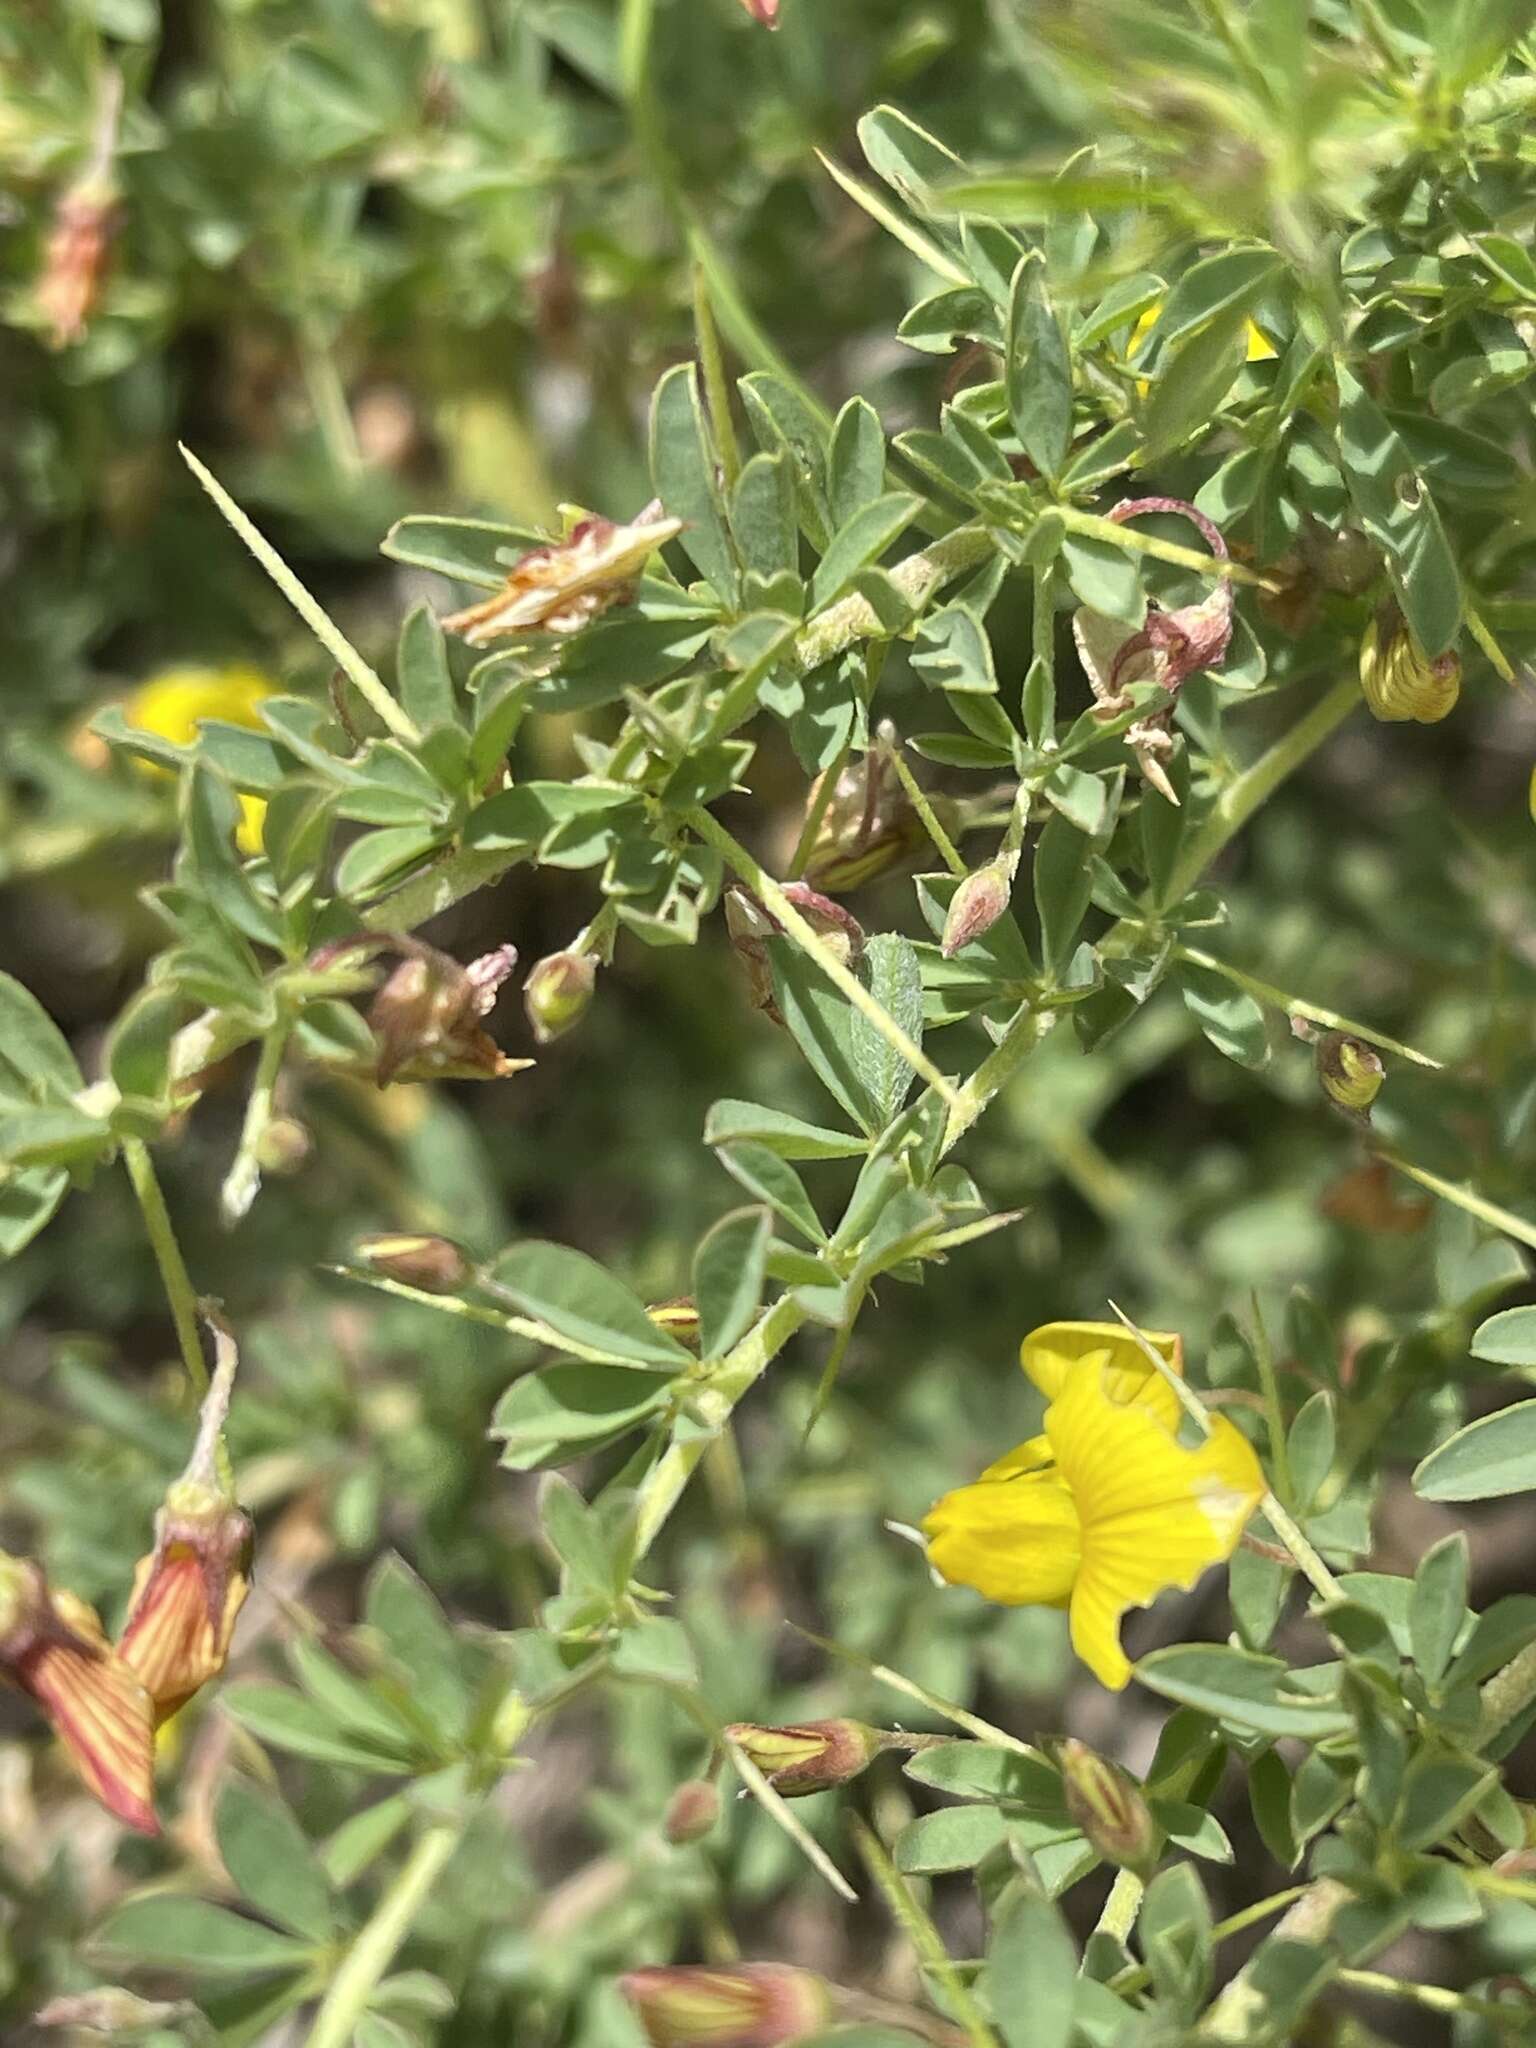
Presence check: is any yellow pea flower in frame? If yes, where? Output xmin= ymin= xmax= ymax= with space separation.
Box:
xmin=924 ymin=1325 xmax=1263 ymax=1690
xmin=117 ymin=663 xmax=276 ymax=853
xmin=1128 ymin=301 xmax=1277 ymax=394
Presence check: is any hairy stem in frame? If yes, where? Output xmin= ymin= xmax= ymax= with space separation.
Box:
xmin=851 ymin=1818 xmax=1000 ymax=2048
xmin=122 ymin=1138 xmax=208 ymax=1397
xmin=304 ymin=1822 xmax=463 ymax=2048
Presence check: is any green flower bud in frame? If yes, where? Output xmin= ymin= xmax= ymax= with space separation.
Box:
xmin=621 ymin=1966 xmax=831 ymax=2048
xmin=523 ymin=951 xmax=597 ymax=1045
xmin=1316 ymin=1031 xmax=1384 ymax=1119
xmin=1057 ymin=1738 xmax=1159 ymax=1876
xmin=725 ymin=1718 xmax=886 ymax=1796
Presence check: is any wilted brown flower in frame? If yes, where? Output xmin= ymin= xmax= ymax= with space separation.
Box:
xmin=725 ymin=885 xmax=866 ymax=1024
xmin=0 ymin=1557 xmax=156 ymax=1835
xmin=1073 ymin=497 xmax=1236 ymax=803
xmin=318 ymin=937 xmax=531 ymax=1085
xmin=800 ymin=730 xmax=926 ymax=894
xmin=442 ymin=500 xmax=682 ymax=644
xmin=37 ymin=73 xmax=123 ymax=349
xmin=118 ymin=1312 xmax=252 ymax=1724
xmin=355 ymin=1233 xmax=474 ymax=1293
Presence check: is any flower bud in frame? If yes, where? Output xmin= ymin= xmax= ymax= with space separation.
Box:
xmin=778 ymin=884 xmax=866 ymax=972
xmin=356 ymin=1233 xmax=473 ymax=1294
xmin=800 ymin=735 xmax=924 ymax=895
xmin=37 ymin=1990 xmax=199 ymax=2035
xmin=941 ymin=858 xmax=1014 ymax=958
xmin=1358 ymin=608 xmax=1461 ymax=724
xmin=1057 ymin=1738 xmax=1158 ymax=1876
xmin=725 ymin=1718 xmax=885 ymax=1796
xmin=725 ymin=887 xmax=866 ymax=1022
xmin=0 ymin=1554 xmax=156 ymax=1834
xmin=1315 ymin=1031 xmax=1384 ymax=1120
xmin=621 ymin=1966 xmax=831 ymax=2048
xmin=524 ymin=951 xmax=597 ymax=1045
xmin=663 ymin=1778 xmax=721 ymax=1843
xmin=648 ymin=1297 xmax=702 ymax=1351
xmin=118 ymin=1312 xmax=252 ymax=1724
xmin=739 ymin=0 xmax=781 ymax=23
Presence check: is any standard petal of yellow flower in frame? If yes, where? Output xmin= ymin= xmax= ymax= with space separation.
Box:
xmin=1044 ymin=1366 xmax=1264 ymax=1690
xmin=922 ymin=1466 xmax=1082 ymax=1608
xmin=1020 ymin=1321 xmax=1183 ymax=1415
xmin=120 ymin=664 xmax=275 ymax=853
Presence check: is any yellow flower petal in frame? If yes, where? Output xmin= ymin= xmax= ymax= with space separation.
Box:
xmin=923 ymin=1467 xmax=1081 ymax=1608
xmin=976 ymin=1432 xmax=1053 ymax=1483
xmin=1020 ymin=1321 xmax=1183 ymax=1408
xmin=1044 ymin=1365 xmax=1264 ymax=1690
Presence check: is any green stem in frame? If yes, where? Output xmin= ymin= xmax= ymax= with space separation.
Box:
xmin=685 ymin=804 xmax=959 ymax=1108
xmin=220 ymin=1020 xmax=293 ymax=1227
xmin=1106 ymin=1885 xmax=1307 ymax=1998
xmin=1027 ymin=558 xmax=1055 ymax=746
xmin=1337 ymin=1968 xmax=1532 ymax=2023
xmin=1376 ymin=1149 xmax=1536 ymax=1257
xmin=1249 ymin=1295 xmax=1293 ymax=1506
xmin=1158 ymin=675 xmax=1359 ymax=910
xmin=794 ymin=525 xmax=993 ymax=670
xmin=1172 ymin=944 xmax=1444 ymax=1071
xmin=122 ymin=1138 xmax=209 ymax=1398
xmin=304 ymin=1822 xmax=464 ymax=2048
xmin=299 ymin=329 xmax=363 ymax=477
xmin=1094 ymin=1869 xmax=1145 ymax=1944
xmin=851 ymin=1819 xmax=1000 ymax=2048
xmin=886 ymin=745 xmax=967 ymax=876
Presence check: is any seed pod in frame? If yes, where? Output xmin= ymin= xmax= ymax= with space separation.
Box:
xmin=1057 ymin=1737 xmax=1158 ymax=1876
xmin=621 ymin=1966 xmax=832 ymax=2048
xmin=1359 ymin=608 xmax=1461 ymax=724
xmin=356 ymin=1234 xmax=473 ymax=1294
xmin=663 ymin=1779 xmax=721 ymax=1843
xmin=941 ymin=857 xmax=1013 ymax=958
xmin=524 ymin=951 xmax=597 ymax=1045
xmin=1315 ymin=1031 xmax=1384 ymax=1120
xmin=725 ymin=1718 xmax=886 ymax=1796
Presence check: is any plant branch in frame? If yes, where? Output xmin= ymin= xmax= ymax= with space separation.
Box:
xmin=851 ymin=1818 xmax=1000 ymax=2048
xmin=1173 ymin=944 xmax=1444 ymax=1071
xmin=304 ymin=1821 xmax=463 ymax=2048
xmin=122 ymin=1138 xmax=208 ymax=1397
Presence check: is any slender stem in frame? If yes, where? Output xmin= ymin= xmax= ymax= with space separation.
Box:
xmin=1172 ymin=944 xmax=1443 ymax=1071
xmin=220 ymin=1019 xmax=293 ymax=1226
xmin=299 ymin=329 xmax=363 ymax=477
xmin=1027 ymin=559 xmax=1055 ymax=747
xmin=727 ymin=1738 xmax=856 ymax=1902
xmin=1056 ymin=506 xmax=1276 ymax=590
xmin=1158 ymin=676 xmax=1358 ymax=911
xmin=789 ymin=739 xmax=851 ymax=879
xmin=794 ymin=525 xmax=993 ymax=671
xmin=791 ymin=1628 xmax=1045 ymax=1760
xmin=179 ymin=444 xmax=419 ymax=747
xmin=304 ymin=1822 xmax=463 ymax=2048
xmin=851 ymin=1819 xmax=1000 ymax=2048
xmin=1106 ymin=1885 xmax=1307 ymax=1998
xmin=122 ymin=1138 xmax=208 ymax=1397
xmin=941 ymin=1004 xmax=1054 ymax=1153
xmin=1196 ymin=1879 xmax=1355 ymax=2043
xmin=686 ymin=804 xmax=959 ymax=1108
xmin=1376 ymin=1149 xmax=1536 ymax=1256
xmin=887 ymin=746 xmax=967 ymax=876
xmin=1094 ymin=1869 xmax=1144 ymax=1944
xmin=1337 ymin=1968 xmax=1531 ymax=2022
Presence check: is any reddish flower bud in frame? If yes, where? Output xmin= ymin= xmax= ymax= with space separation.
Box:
xmin=444 ymin=500 xmax=682 ymax=643
xmin=37 ymin=1990 xmax=200 ymax=2034
xmin=621 ymin=1966 xmax=831 ymax=2048
xmin=356 ymin=1233 xmax=474 ymax=1293
xmin=941 ymin=858 xmax=1014 ymax=958
xmin=118 ymin=1313 xmax=252 ymax=1725
xmin=0 ymin=1556 xmax=156 ymax=1834
xmin=777 ymin=884 xmax=866 ymax=972
xmin=725 ymin=1718 xmax=886 ymax=1797
xmin=663 ymin=1778 xmax=721 ymax=1843
xmin=739 ymin=0 xmax=781 ymax=24
xmin=524 ymin=951 xmax=597 ymax=1045
xmin=37 ymin=76 xmax=124 ymax=350
xmin=1057 ymin=1738 xmax=1158 ymax=1876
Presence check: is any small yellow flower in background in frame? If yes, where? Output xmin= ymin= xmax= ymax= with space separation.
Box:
xmin=1128 ymin=301 xmax=1277 ymax=392
xmin=923 ymin=1319 xmax=1263 ymax=1690
xmin=103 ymin=663 xmax=276 ymax=852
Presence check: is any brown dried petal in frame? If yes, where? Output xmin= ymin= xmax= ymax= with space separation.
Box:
xmin=443 ymin=502 xmax=683 ymax=645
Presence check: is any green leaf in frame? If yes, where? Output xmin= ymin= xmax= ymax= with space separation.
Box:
xmin=382 ymin=514 xmax=543 ymax=588
xmin=1151 ymin=247 xmax=1280 ymax=352
xmin=1034 ymin=811 xmax=1094 ymax=979
xmin=828 ymin=398 xmax=888 ymax=531
xmin=1410 ymin=1533 xmax=1469 ymax=1688
xmin=363 ymin=1556 xmax=470 ymax=1740
xmin=0 ymin=1168 xmax=69 ymax=1258
xmin=1397 ymin=1757 xmax=1495 ymax=1853
xmin=493 ymin=1363 xmax=670 ymax=1470
xmin=215 ymin=1778 xmax=336 ymax=1943
xmin=1287 ymin=1392 xmax=1336 ymax=1513
xmin=901 ymin=1741 xmax=1062 ymax=1807
xmin=704 ymin=1098 xmax=865 ymax=1160
xmin=1178 ymin=962 xmax=1269 ymax=1069
xmin=1248 ymin=1749 xmax=1297 ymax=1867
xmin=848 ymin=934 xmax=925 ymax=1130
xmin=693 ymin=1206 xmax=771 ymax=1359
xmin=93 ymin=1897 xmax=313 ymax=1978
xmin=1140 ymin=302 xmax=1251 ymax=460
xmin=1006 ymin=257 xmax=1071 ymax=480
xmin=717 ymin=1142 xmax=827 ymax=1245
xmin=1471 ymin=1305 xmax=1536 ymax=1366
xmin=1061 ymin=534 xmax=1144 ymax=625
xmin=809 ymin=494 xmax=922 ymax=611
xmin=766 ymin=938 xmax=878 ymax=1133
xmin=893 ymin=1804 xmax=1007 ymax=1873
xmin=0 ymin=973 xmax=83 ymax=1106
xmin=1413 ymin=1397 xmax=1536 ymax=1501
xmin=321 ymin=1795 xmax=413 ymax=1889
xmin=650 ymin=363 xmax=738 ymax=603
xmin=911 ymin=605 xmax=999 ymax=694
xmin=488 ymin=1241 xmax=692 ymax=1369
xmin=731 ymin=452 xmax=800 ymax=582
xmin=988 ymin=1891 xmax=1078 ymax=2048
xmin=612 ymin=1615 xmax=697 ymax=1685
xmin=396 ymin=603 xmax=458 ymax=730
xmin=1135 ymin=1645 xmax=1350 ymax=1739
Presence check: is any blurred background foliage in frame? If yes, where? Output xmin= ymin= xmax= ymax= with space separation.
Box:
xmin=5 ymin=1 xmax=1536 ymax=2043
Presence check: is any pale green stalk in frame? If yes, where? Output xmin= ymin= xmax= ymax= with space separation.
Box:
xmin=220 ymin=1019 xmax=293 ymax=1226
xmin=887 ymin=745 xmax=967 ymax=875
xmin=122 ymin=1138 xmax=208 ymax=1397
xmin=1377 ymin=1150 xmax=1536 ymax=1256
xmin=1094 ymin=1869 xmax=1145 ymax=1944
xmin=1057 ymin=505 xmax=1276 ymax=589
xmin=851 ymin=1819 xmax=1000 ymax=2048
xmin=1172 ymin=944 xmax=1443 ymax=1070
xmin=727 ymin=1739 xmax=856 ymax=1903
xmin=304 ymin=1822 xmax=462 ymax=2048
